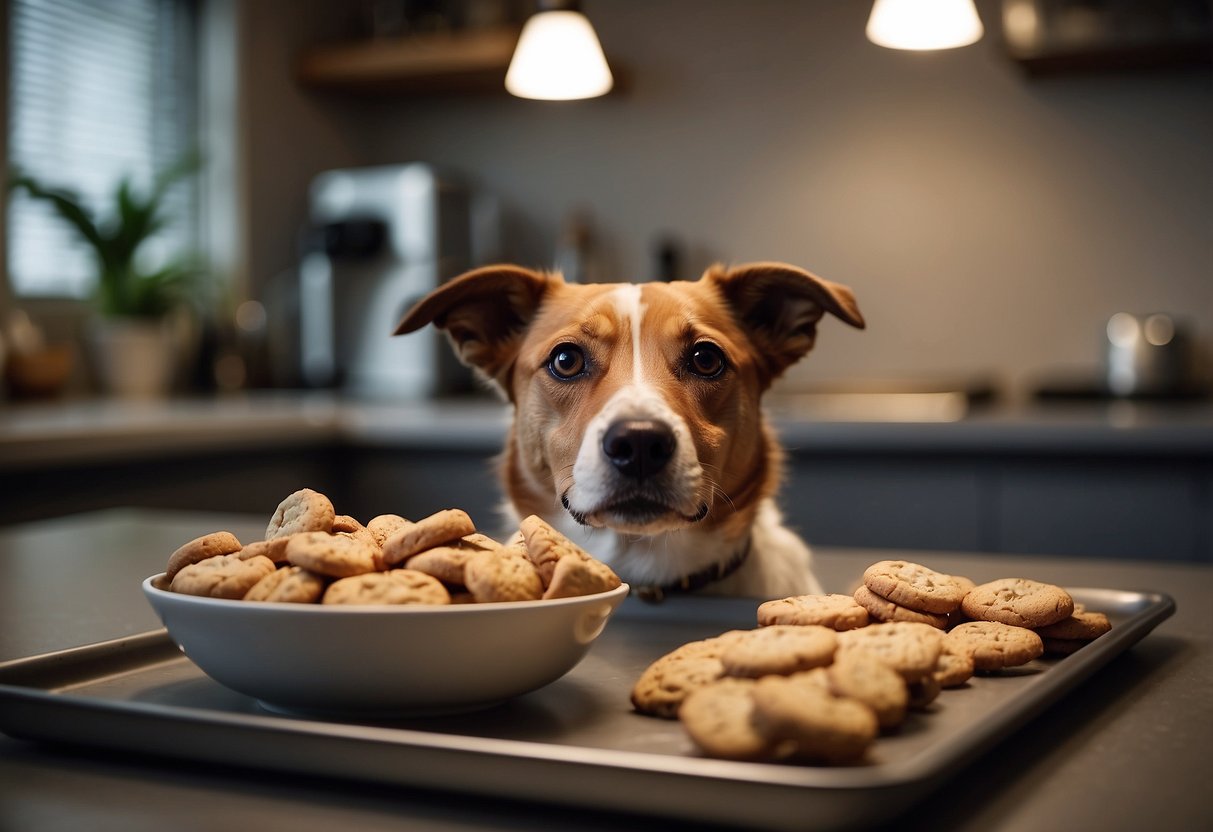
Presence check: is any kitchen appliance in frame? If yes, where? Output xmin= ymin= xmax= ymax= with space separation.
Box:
xmin=299 ymin=164 xmax=498 ymax=397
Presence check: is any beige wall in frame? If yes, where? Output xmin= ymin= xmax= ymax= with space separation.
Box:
xmin=243 ymin=0 xmax=1212 ymax=396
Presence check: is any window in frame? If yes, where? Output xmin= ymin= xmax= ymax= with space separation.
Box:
xmin=6 ymin=0 xmax=198 ymax=298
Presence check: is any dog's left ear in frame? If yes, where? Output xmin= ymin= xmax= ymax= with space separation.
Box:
xmin=706 ymin=261 xmax=865 ymax=382
xmin=395 ymin=264 xmax=556 ymax=391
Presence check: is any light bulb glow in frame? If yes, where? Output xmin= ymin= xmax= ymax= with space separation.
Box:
xmin=866 ymin=0 xmax=984 ymax=51
xmin=505 ymin=10 xmax=614 ymax=100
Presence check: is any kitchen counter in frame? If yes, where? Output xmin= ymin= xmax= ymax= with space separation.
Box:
xmin=0 ymin=508 xmax=1209 ymax=831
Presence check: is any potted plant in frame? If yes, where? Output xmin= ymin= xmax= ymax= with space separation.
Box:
xmin=9 ymin=157 xmax=201 ymax=398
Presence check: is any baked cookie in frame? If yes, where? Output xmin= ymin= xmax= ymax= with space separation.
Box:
xmin=631 ymin=655 xmax=726 ymax=719
xmin=933 ymin=641 xmax=976 ymax=688
xmin=853 ymin=585 xmax=950 ymax=629
xmin=237 ymin=537 xmax=292 ymax=564
xmin=720 ymin=625 xmax=838 ymax=679
xmin=945 ymin=621 xmax=1044 ymax=671
xmin=826 ymin=649 xmax=908 ymax=730
xmin=322 ymin=569 xmax=451 ymax=605
xmin=464 ymin=548 xmax=544 ymax=603
xmin=520 ymin=514 xmax=594 ymax=587
xmin=382 ymin=509 xmax=476 ymax=566
xmin=406 ymin=545 xmax=474 ymax=587
xmin=243 ymin=565 xmax=326 ymax=603
xmin=331 ymin=514 xmax=364 ymax=534
xmin=265 ymin=488 xmax=335 ymax=540
xmin=961 ymin=578 xmax=1074 ymax=628
xmin=165 ymin=531 xmax=243 ymax=580
xmin=863 ymin=560 xmax=969 ymax=614
xmin=367 ymin=514 xmax=411 ymax=549
xmin=836 ymin=622 xmax=944 ymax=683
xmin=756 ymin=594 xmax=870 ymax=631
xmin=460 ymin=532 xmax=502 ymax=551
xmin=170 ymin=554 xmax=276 ymax=600
xmin=678 ymin=678 xmax=775 ymax=762
xmin=751 ymin=674 xmax=878 ymax=763
xmin=1035 ymin=609 xmax=1112 ymax=641
xmin=286 ymin=531 xmax=380 ymax=579
xmin=542 ymin=553 xmax=622 ymax=600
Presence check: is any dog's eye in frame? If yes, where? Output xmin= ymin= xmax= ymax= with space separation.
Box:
xmin=548 ymin=344 xmax=586 ymax=379
xmin=688 ymin=343 xmax=726 ymax=378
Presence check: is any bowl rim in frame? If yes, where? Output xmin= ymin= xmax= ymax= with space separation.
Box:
xmin=143 ymin=573 xmax=630 ymax=614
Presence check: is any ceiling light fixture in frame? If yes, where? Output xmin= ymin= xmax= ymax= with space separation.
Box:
xmin=866 ymin=0 xmax=984 ymax=51
xmin=506 ymin=0 xmax=613 ymax=100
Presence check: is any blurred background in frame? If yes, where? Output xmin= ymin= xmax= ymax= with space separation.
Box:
xmin=0 ymin=0 xmax=1210 ymax=562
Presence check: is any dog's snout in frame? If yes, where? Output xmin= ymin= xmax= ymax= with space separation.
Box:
xmin=602 ymin=419 xmax=676 ymax=480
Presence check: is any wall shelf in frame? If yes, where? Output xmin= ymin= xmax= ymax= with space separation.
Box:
xmin=295 ymin=26 xmax=522 ymax=95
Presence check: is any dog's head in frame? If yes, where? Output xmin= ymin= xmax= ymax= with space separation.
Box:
xmin=396 ymin=263 xmax=863 ymax=540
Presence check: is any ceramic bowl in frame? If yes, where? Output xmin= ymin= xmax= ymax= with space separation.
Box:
xmin=142 ymin=575 xmax=629 ymax=716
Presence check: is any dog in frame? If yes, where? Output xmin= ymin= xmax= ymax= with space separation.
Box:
xmin=395 ymin=261 xmax=864 ymax=599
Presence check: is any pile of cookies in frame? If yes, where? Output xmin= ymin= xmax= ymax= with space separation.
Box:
xmin=162 ymin=488 xmax=621 ymax=605
xmin=632 ymin=559 xmax=1112 ymax=765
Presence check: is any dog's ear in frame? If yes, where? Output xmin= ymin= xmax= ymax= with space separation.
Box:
xmin=705 ymin=261 xmax=864 ymax=382
xmin=395 ymin=265 xmax=556 ymax=389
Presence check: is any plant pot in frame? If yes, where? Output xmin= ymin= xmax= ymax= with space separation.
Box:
xmin=88 ymin=317 xmax=180 ymax=399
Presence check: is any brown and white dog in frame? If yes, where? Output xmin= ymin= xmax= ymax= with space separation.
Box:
xmin=396 ymin=262 xmax=864 ymax=598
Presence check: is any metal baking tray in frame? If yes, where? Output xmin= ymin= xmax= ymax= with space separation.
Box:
xmin=0 ymin=588 xmax=1175 ymax=831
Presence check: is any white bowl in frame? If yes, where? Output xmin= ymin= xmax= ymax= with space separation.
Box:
xmin=142 ymin=575 xmax=629 ymax=716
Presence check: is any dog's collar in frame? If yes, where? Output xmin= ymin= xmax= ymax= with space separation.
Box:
xmin=632 ymin=536 xmax=753 ymax=604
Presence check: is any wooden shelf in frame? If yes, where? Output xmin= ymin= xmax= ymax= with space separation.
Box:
xmin=296 ymin=26 xmax=522 ymax=95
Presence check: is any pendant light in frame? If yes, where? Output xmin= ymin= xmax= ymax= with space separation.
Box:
xmin=506 ymin=1 xmax=613 ymax=100
xmin=866 ymin=0 xmax=984 ymax=51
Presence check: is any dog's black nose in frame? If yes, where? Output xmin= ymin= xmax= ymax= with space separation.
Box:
xmin=602 ymin=419 xmax=676 ymax=479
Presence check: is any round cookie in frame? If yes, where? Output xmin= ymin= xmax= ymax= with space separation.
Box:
xmin=322 ymin=569 xmax=451 ymax=605
xmin=165 ymin=531 xmax=243 ymax=580
xmin=826 ymin=649 xmax=908 ymax=730
xmin=946 ymin=621 xmax=1044 ymax=671
xmin=406 ymin=546 xmax=474 ymax=587
xmin=382 ymin=509 xmax=476 ymax=566
xmin=367 ymin=514 xmax=411 ymax=548
xmin=631 ymin=655 xmax=726 ymax=719
xmin=237 ymin=537 xmax=292 ymax=564
xmin=751 ymin=674 xmax=878 ymax=763
xmin=170 ymin=553 xmax=276 ymax=599
xmin=853 ymin=585 xmax=949 ymax=629
xmin=1035 ymin=609 xmax=1112 ymax=641
xmin=265 ymin=488 xmax=335 ymax=540
xmin=961 ymin=578 xmax=1074 ymax=628
xmin=678 ymin=678 xmax=774 ymax=762
xmin=720 ymin=625 xmax=838 ymax=679
xmin=243 ymin=565 xmax=326 ymax=603
xmin=836 ymin=622 xmax=944 ymax=683
xmin=934 ymin=641 xmax=976 ymax=688
xmin=460 ymin=533 xmax=502 ymax=551
xmin=863 ymin=560 xmax=969 ymax=614
xmin=756 ymin=594 xmax=870 ymax=631
xmin=520 ymin=514 xmax=593 ymax=587
xmin=464 ymin=548 xmax=543 ymax=603
xmin=286 ymin=531 xmax=380 ymax=579
xmin=331 ymin=514 xmax=364 ymax=534
xmin=542 ymin=553 xmax=621 ymax=600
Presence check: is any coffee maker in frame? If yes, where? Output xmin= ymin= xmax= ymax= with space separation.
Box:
xmin=299 ymin=164 xmax=497 ymax=397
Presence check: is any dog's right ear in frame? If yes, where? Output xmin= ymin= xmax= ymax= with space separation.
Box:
xmin=395 ymin=265 xmax=556 ymax=390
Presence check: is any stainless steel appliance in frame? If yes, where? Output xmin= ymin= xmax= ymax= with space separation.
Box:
xmin=299 ymin=164 xmax=497 ymax=397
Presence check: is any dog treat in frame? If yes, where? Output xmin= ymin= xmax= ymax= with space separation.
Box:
xmin=243 ymin=565 xmax=326 ymax=604
xmin=322 ymin=569 xmax=451 ymax=606
xmin=1035 ymin=609 xmax=1112 ymax=641
xmin=826 ymin=650 xmax=908 ymax=730
xmin=933 ymin=641 xmax=976 ymax=688
xmin=719 ymin=625 xmax=838 ymax=679
xmin=237 ymin=537 xmax=292 ymax=564
xmin=751 ymin=674 xmax=878 ymax=763
xmin=367 ymin=514 xmax=411 ymax=548
xmin=863 ymin=560 xmax=970 ymax=614
xmin=756 ymin=593 xmax=870 ymax=630
xmin=265 ymin=488 xmax=335 ymax=541
xmin=543 ymin=552 xmax=622 ymax=600
xmin=465 ymin=547 xmax=544 ymax=603
xmin=945 ymin=621 xmax=1045 ymax=671
xmin=853 ymin=585 xmax=950 ymax=629
xmin=836 ymin=622 xmax=944 ymax=683
xmin=961 ymin=578 xmax=1074 ymax=629
xmin=170 ymin=553 xmax=276 ymax=600
xmin=286 ymin=531 xmax=381 ymax=579
xmin=165 ymin=531 xmax=243 ymax=581
xmin=382 ymin=509 xmax=476 ymax=566
xmin=520 ymin=514 xmax=594 ymax=587
xmin=678 ymin=678 xmax=775 ymax=762
xmin=632 ymin=655 xmax=727 ymax=719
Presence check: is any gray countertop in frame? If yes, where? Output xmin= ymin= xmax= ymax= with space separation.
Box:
xmin=2 ymin=391 xmax=1211 ymax=470
xmin=0 ymin=508 xmax=1209 ymax=831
